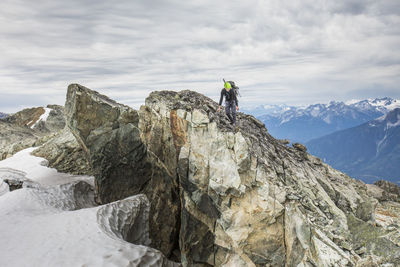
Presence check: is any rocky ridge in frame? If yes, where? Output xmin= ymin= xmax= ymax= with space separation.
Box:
xmin=62 ymin=84 xmax=400 ymax=266
xmin=0 ymin=105 xmax=64 ymax=159
xmin=0 ymin=104 xmax=91 ymax=175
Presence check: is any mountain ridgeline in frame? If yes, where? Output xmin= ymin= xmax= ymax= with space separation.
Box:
xmin=0 ymin=105 xmax=66 ymax=160
xmin=244 ymin=97 xmax=400 ymax=143
xmin=307 ymin=108 xmax=400 ymax=185
xmin=1 ymin=86 xmax=400 ymax=266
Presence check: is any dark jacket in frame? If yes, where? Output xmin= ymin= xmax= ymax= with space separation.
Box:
xmin=219 ymin=88 xmax=238 ymax=106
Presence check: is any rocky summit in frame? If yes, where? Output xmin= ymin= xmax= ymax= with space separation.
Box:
xmin=56 ymin=84 xmax=400 ymax=266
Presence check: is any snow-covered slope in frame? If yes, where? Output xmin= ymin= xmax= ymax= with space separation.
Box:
xmin=0 ymin=148 xmax=178 ymax=267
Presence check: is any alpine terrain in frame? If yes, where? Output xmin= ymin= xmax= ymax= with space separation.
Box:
xmin=307 ymin=108 xmax=400 ymax=185
xmin=0 ymin=105 xmax=66 ymax=160
xmin=0 ymin=84 xmax=399 ymax=266
xmin=244 ymin=97 xmax=400 ymax=143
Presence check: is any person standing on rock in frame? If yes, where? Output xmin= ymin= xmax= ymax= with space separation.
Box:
xmin=217 ymin=81 xmax=239 ymax=126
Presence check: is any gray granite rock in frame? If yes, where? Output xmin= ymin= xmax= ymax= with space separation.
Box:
xmin=63 ymin=85 xmax=400 ymax=266
xmin=64 ymin=84 xmax=180 ymax=258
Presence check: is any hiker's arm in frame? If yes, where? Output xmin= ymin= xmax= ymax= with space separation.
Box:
xmin=234 ymin=92 xmax=238 ymax=106
xmin=218 ymin=89 xmax=224 ymax=106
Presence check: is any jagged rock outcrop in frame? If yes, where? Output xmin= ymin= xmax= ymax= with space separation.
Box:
xmin=3 ymin=107 xmax=49 ymax=127
xmin=65 ymin=84 xmax=180 ymax=258
xmin=65 ymin=84 xmax=400 ymax=266
xmin=372 ymin=180 xmax=400 ymax=202
xmin=0 ymin=104 xmax=90 ymax=175
xmin=3 ymin=105 xmax=65 ymax=131
xmin=292 ymin=142 xmax=307 ymax=152
xmin=32 ymin=129 xmax=92 ymax=175
xmin=0 ymin=105 xmax=66 ymax=159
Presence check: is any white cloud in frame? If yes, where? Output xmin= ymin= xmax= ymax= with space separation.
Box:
xmin=0 ymin=0 xmax=399 ymax=112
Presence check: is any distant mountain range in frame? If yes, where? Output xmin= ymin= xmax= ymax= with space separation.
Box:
xmin=306 ymin=108 xmax=400 ymax=185
xmin=243 ymin=97 xmax=400 ymax=142
xmin=0 ymin=112 xmax=8 ymax=119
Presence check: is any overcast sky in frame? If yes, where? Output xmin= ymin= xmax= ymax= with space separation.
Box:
xmin=1 ymin=0 xmax=399 ymax=113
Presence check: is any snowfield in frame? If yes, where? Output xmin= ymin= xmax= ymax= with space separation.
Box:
xmin=0 ymin=148 xmax=177 ymax=267
xmin=0 ymin=148 xmax=93 ymax=186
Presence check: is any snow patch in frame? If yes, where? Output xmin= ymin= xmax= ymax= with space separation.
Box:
xmin=31 ymin=107 xmax=52 ymax=129
xmin=310 ymin=107 xmax=320 ymax=117
xmin=323 ymin=115 xmax=332 ymax=124
xmin=375 ymin=114 xmax=386 ymax=122
xmin=345 ymin=99 xmax=361 ymax=105
xmin=263 ymin=104 xmax=274 ymax=109
xmin=0 ymin=147 xmax=93 ymax=186
xmin=376 ymin=133 xmax=387 ymax=156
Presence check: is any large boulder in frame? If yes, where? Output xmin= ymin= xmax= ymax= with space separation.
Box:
xmin=65 ymin=84 xmax=400 ymax=266
xmin=32 ymin=128 xmax=91 ymax=175
xmin=64 ymin=84 xmax=180 ymax=258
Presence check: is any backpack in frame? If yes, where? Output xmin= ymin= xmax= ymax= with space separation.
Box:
xmin=223 ymin=79 xmax=241 ymax=97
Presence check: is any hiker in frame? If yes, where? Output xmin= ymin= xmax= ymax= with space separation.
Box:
xmin=217 ymin=81 xmax=239 ymax=126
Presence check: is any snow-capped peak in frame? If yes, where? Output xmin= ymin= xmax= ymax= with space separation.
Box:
xmin=245 ymin=97 xmax=400 ymax=126
xmin=350 ymin=97 xmax=400 ymax=111
xmin=370 ymin=97 xmax=400 ymax=110
xmin=345 ymin=99 xmax=361 ymax=105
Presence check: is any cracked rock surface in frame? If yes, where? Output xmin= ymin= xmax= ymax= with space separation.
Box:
xmin=65 ymin=84 xmax=400 ymax=266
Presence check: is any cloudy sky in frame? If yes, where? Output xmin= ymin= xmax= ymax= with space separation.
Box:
xmin=1 ymin=0 xmax=399 ymax=113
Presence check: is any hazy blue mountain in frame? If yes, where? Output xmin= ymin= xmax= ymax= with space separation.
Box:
xmin=306 ymin=108 xmax=400 ymax=185
xmin=0 ymin=112 xmax=8 ymax=119
xmin=244 ymin=97 xmax=400 ymax=142
xmin=241 ymin=104 xmax=295 ymax=117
